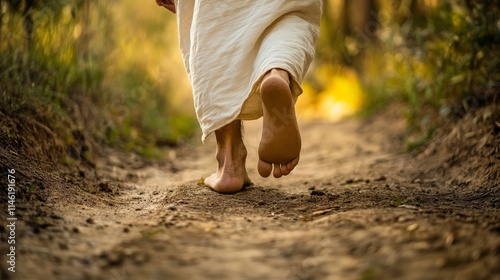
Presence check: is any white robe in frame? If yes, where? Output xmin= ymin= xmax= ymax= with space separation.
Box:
xmin=175 ymin=0 xmax=321 ymax=140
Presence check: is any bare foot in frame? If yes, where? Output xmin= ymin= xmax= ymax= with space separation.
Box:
xmin=258 ymin=69 xmax=301 ymax=178
xmin=204 ymin=120 xmax=251 ymax=193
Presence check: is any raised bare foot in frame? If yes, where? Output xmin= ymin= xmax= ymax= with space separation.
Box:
xmin=258 ymin=69 xmax=301 ymax=178
xmin=204 ymin=120 xmax=251 ymax=193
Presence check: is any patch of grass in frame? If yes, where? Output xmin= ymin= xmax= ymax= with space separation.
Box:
xmin=96 ymin=0 xmax=197 ymax=157
xmin=360 ymin=1 xmax=498 ymax=144
xmin=316 ymin=1 xmax=497 ymax=148
xmin=391 ymin=197 xmax=407 ymax=207
xmin=141 ymin=227 xmax=165 ymax=239
xmin=360 ymin=265 xmax=376 ymax=280
xmin=0 ymin=1 xmax=108 ymax=162
xmin=1 ymin=1 xmax=197 ymax=162
xmin=405 ymin=126 xmax=435 ymax=152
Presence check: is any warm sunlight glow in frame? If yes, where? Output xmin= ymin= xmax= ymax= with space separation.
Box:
xmin=297 ymin=66 xmax=364 ymax=121
xmin=104 ymin=0 xmax=193 ymax=115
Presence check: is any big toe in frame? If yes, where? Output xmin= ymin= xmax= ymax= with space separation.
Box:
xmin=258 ymin=159 xmax=273 ymax=178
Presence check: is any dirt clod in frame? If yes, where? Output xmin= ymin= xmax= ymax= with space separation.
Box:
xmin=374 ymin=175 xmax=387 ymax=181
xmin=58 ymin=243 xmax=69 ymax=250
xmin=310 ymin=190 xmax=325 ymax=196
xmin=167 ymin=204 xmax=177 ymax=211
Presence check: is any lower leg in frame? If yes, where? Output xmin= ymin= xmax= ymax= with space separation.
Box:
xmin=204 ymin=120 xmax=250 ymax=193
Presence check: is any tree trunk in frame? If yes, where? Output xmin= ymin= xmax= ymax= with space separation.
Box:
xmin=79 ymin=0 xmax=92 ymax=59
xmin=0 ymin=1 xmax=4 ymax=42
xmin=23 ymin=0 xmax=34 ymax=47
xmin=343 ymin=0 xmax=379 ymax=42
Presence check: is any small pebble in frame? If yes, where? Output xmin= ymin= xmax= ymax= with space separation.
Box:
xmin=471 ymin=250 xmax=481 ymax=260
xmin=398 ymin=205 xmax=419 ymax=210
xmin=167 ymin=204 xmax=177 ymax=211
xmin=445 ymin=233 xmax=454 ymax=246
xmin=374 ymin=175 xmax=386 ymax=181
xmin=126 ymin=172 xmax=137 ymax=179
xmin=59 ymin=243 xmax=69 ymax=250
xmin=407 ymin=223 xmax=419 ymax=231
xmin=86 ymin=218 xmax=94 ymax=224
xmin=98 ymin=182 xmax=112 ymax=192
xmin=72 ymin=227 xmax=80 ymax=233
xmin=398 ymin=216 xmax=409 ymax=223
xmin=133 ymin=253 xmax=148 ymax=264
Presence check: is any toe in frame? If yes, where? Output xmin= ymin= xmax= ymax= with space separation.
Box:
xmin=273 ymin=163 xmax=283 ymax=178
xmin=287 ymin=157 xmax=300 ymax=171
xmin=258 ymin=159 xmax=272 ymax=178
xmin=280 ymin=164 xmax=290 ymax=176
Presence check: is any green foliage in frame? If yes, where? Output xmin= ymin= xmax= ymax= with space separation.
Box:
xmin=318 ymin=0 xmax=498 ymax=150
xmin=1 ymin=0 xmax=196 ymax=159
xmin=380 ymin=0 xmax=498 ymax=114
xmin=0 ymin=0 xmax=100 ymax=126
xmin=405 ymin=126 xmax=434 ymax=151
xmin=104 ymin=63 xmax=194 ymax=155
xmin=360 ymin=265 xmax=376 ymax=280
xmin=391 ymin=197 xmax=407 ymax=207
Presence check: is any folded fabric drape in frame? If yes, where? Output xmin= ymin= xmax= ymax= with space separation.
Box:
xmin=175 ymin=0 xmax=321 ymax=140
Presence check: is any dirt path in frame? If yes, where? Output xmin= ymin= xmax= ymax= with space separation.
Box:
xmin=4 ymin=111 xmax=500 ymax=280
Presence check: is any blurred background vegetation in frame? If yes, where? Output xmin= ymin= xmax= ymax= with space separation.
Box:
xmin=303 ymin=0 xmax=498 ymax=149
xmin=0 ymin=0 xmax=498 ymax=159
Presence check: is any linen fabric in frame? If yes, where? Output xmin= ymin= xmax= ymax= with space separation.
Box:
xmin=175 ymin=0 xmax=321 ymax=140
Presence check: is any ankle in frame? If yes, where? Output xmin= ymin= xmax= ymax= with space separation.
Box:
xmin=215 ymin=140 xmax=246 ymax=162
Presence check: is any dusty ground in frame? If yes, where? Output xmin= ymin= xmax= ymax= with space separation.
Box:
xmin=1 ymin=105 xmax=499 ymax=280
